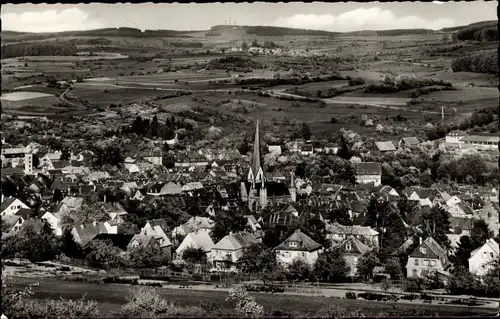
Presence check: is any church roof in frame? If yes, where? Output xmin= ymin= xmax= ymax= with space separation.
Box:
xmin=249 ymin=120 xmax=264 ymax=181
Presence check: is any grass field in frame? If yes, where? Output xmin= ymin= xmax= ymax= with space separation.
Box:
xmin=8 ymin=277 xmax=495 ymax=317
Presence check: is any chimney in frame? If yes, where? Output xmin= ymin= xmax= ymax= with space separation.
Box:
xmin=103 ymin=194 xmax=107 ymax=203
xmin=419 ymin=237 xmax=422 ymax=245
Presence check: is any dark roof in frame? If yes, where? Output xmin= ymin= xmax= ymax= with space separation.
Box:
xmin=15 ymin=208 xmax=35 ymax=219
xmin=1 ymin=197 xmax=18 ymax=212
xmin=400 ymin=137 xmax=420 ymax=146
xmin=1 ymin=167 xmax=24 ymax=176
xmin=356 ymin=162 xmax=382 ymax=175
xmin=267 ymin=181 xmax=291 ymax=197
xmin=275 ymin=229 xmax=322 ymax=252
xmin=409 ymin=237 xmax=447 ymax=259
xmin=90 ymin=233 xmax=135 ymax=250
xmin=337 ymin=236 xmax=372 ymax=255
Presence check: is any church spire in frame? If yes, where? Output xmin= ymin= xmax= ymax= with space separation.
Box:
xmin=249 ymin=119 xmax=264 ymax=183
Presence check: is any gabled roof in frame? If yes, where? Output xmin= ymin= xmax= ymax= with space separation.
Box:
xmin=275 ymin=229 xmax=322 ymax=252
xmin=470 ymin=238 xmax=499 ymax=258
xmin=409 ymin=237 xmax=447 ymax=259
xmin=400 ymin=137 xmax=420 ymax=146
xmin=213 ymin=232 xmax=259 ymax=251
xmin=327 ymin=222 xmax=379 ymax=236
xmin=1 ymin=197 xmax=18 ymax=212
xmin=448 ymin=130 xmax=466 ymax=136
xmin=148 ymin=218 xmax=168 ymax=230
xmin=375 ymin=141 xmax=396 ymax=152
xmin=15 ymin=208 xmax=35 ymax=219
xmin=180 ymin=231 xmax=215 ymax=252
xmin=356 ymin=162 xmax=382 ymax=175
xmin=92 ymin=233 xmax=134 ymax=250
xmin=73 ymin=223 xmax=101 ymax=246
xmin=337 ymin=236 xmax=372 ymax=255
xmin=1 ymin=214 xmax=23 ymax=228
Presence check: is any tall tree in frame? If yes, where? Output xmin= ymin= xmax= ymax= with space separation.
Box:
xmin=211 ymin=206 xmax=248 ymax=243
xmin=380 ymin=213 xmax=407 ymax=258
xmin=314 ymin=248 xmax=350 ymax=283
xmin=421 ymin=206 xmax=451 ymax=250
xmin=300 ymin=122 xmax=312 ymax=140
xmin=452 ymin=235 xmax=474 ymax=268
xmin=356 ymin=250 xmax=380 ymax=280
xmin=470 ymin=219 xmax=491 ymax=248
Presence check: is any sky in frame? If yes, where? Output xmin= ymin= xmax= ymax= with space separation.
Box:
xmin=1 ymin=2 xmax=497 ymax=33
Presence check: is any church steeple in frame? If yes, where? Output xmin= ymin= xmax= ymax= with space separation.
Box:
xmin=248 ymin=119 xmax=265 ymax=184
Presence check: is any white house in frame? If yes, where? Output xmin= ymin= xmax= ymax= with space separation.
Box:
xmin=445 ymin=130 xmax=467 ymax=143
xmin=468 ymin=238 xmax=499 ymax=277
xmin=1 ymin=215 xmax=25 ymax=235
xmin=1 ymin=198 xmax=30 ymax=217
xmin=267 ymin=145 xmax=282 ymax=155
xmin=41 ymin=211 xmax=64 ymax=236
xmin=355 ymin=162 xmax=382 ymax=187
xmin=172 ymin=217 xmax=214 ymax=238
xmin=141 ymin=219 xmax=170 ymax=243
xmin=326 ymin=223 xmax=379 ymax=248
xmin=275 ymin=229 xmax=323 ymax=267
xmin=406 ymin=237 xmax=449 ymax=279
xmin=175 ymin=230 xmax=215 ymax=261
xmin=209 ymin=232 xmax=260 ymax=272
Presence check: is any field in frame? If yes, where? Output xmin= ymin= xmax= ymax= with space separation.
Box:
xmin=8 ymin=277 xmax=496 ymax=317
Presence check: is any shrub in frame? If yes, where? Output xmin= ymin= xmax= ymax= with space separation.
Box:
xmin=345 ymin=292 xmax=357 ymax=299
xmin=225 ymin=286 xmax=264 ymax=318
xmin=16 ymin=296 xmax=99 ymax=319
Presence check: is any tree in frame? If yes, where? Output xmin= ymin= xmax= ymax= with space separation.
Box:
xmin=397 ymin=198 xmax=420 ymax=226
xmin=237 ymin=243 xmax=278 ymax=283
xmin=118 ymin=222 xmax=139 ymax=235
xmin=314 ymin=248 xmax=350 ymax=283
xmin=299 ymin=122 xmax=312 ymax=140
xmin=421 ymin=206 xmax=451 ymax=250
xmin=211 ymin=207 xmax=248 ymax=243
xmin=452 ymin=235 xmax=474 ymax=268
xmin=60 ymin=228 xmax=84 ymax=259
xmin=470 ymin=219 xmax=491 ymax=248
xmin=286 ymin=258 xmax=312 ymax=282
xmin=85 ymin=239 xmax=124 ymax=267
xmin=383 ymin=257 xmax=403 ymax=279
xmin=7 ymin=219 xmax=60 ymax=262
xmin=327 ymin=206 xmax=352 ymax=226
xmin=128 ymin=245 xmax=169 ymax=269
xmin=238 ymin=136 xmax=251 ymax=155
xmin=182 ymin=247 xmax=207 ymax=264
xmin=251 ymin=39 xmax=259 ymax=48
xmin=380 ymin=213 xmax=407 ymax=257
xmin=356 ymin=251 xmax=380 ymax=280
xmin=241 ymin=41 xmax=248 ymax=50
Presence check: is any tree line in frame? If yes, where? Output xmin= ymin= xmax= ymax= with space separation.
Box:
xmin=1 ymin=41 xmax=77 ymax=58
xmin=451 ymin=49 xmax=497 ymax=74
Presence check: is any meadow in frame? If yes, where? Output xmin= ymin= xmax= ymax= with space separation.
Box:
xmin=9 ymin=277 xmax=495 ymax=317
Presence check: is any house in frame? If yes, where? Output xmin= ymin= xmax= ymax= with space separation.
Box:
xmin=267 ymin=145 xmax=282 ymax=155
xmin=468 ymin=239 xmax=499 ymax=277
xmin=445 ymin=130 xmax=467 ymax=144
xmin=1 ymin=215 xmax=24 ymax=234
xmin=172 ymin=217 xmax=215 ymax=238
xmin=245 ymin=215 xmax=262 ymax=233
xmin=398 ymin=137 xmax=420 ymax=148
xmin=275 ymin=229 xmax=323 ymax=266
xmin=447 ymin=202 xmax=474 ymax=218
xmin=209 ymin=232 xmax=260 ymax=272
xmin=402 ymin=187 xmax=439 ymax=207
xmin=1 ymin=197 xmax=30 ymax=216
xmin=460 ymin=135 xmax=500 ymax=150
xmin=88 ymin=233 xmax=134 ymax=251
xmin=140 ymin=151 xmax=163 ymax=166
xmin=337 ymin=236 xmax=373 ymax=277
xmin=131 ymin=189 xmax=145 ymax=201
xmin=147 ymin=182 xmax=182 ymax=196
xmin=476 ymin=201 xmax=500 ymax=236
xmin=127 ymin=234 xmax=172 ymax=259
xmin=406 ymin=237 xmax=449 ymax=279
xmin=101 ymin=202 xmax=128 ymax=224
xmin=54 ymin=196 xmax=85 ymax=215
xmin=41 ymin=211 xmax=65 ymax=236
xmin=374 ymin=141 xmax=397 ymax=154
xmin=355 ymin=162 xmax=382 ymax=187
xmin=71 ymin=222 xmax=105 ymax=246
xmin=141 ymin=219 xmax=170 ymax=243
xmin=300 ymin=145 xmax=314 ymax=156
xmin=175 ymin=230 xmax=215 ymax=261
xmin=323 ymin=143 xmax=339 ymax=154
xmin=120 ymin=182 xmax=139 ymax=196
xmin=326 ymin=222 xmax=379 ymax=248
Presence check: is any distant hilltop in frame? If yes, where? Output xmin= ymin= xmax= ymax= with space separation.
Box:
xmin=2 ymin=20 xmax=497 ymax=40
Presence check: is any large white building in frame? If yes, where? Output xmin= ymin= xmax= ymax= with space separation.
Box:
xmin=468 ymin=238 xmax=499 ymax=277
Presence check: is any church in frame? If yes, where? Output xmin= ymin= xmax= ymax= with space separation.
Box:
xmin=240 ymin=120 xmax=296 ymax=212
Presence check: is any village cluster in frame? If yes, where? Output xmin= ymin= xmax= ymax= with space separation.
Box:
xmin=1 ymin=118 xmax=499 ymax=285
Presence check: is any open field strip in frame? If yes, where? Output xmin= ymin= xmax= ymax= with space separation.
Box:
xmin=0 ymin=91 xmax=54 ymax=101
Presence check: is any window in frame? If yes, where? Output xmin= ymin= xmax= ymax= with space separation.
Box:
xmin=289 ymin=241 xmax=298 ymax=248
xmin=430 ymin=260 xmax=436 ymax=267
xmin=346 ymin=243 xmax=352 ymax=251
xmin=412 ymin=269 xmax=417 ymax=277
xmin=414 ymin=259 xmax=419 ymax=266
xmin=420 ymin=247 xmax=427 ymax=254
xmin=284 ymin=252 xmax=291 ymax=258
xmin=423 ymin=260 xmax=429 ymax=266
xmin=490 ymin=252 xmax=494 ymax=258
xmin=301 ymin=252 xmax=306 ymax=257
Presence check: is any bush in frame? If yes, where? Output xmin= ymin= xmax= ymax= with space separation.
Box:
xmin=11 ymin=296 xmax=99 ymax=319
xmin=345 ymin=292 xmax=357 ymax=299
xmin=103 ymin=276 xmax=139 ymax=285
xmin=451 ymin=50 xmax=497 ymax=74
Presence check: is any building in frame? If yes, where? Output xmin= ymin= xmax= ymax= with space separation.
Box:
xmin=445 ymin=130 xmax=467 ymax=143
xmin=1 ymin=197 xmax=30 ymax=217
xmin=127 ymin=234 xmax=172 ymax=259
xmin=326 ymin=222 xmax=379 ymax=248
xmin=398 ymin=137 xmax=420 ymax=148
xmin=460 ymin=135 xmax=500 ymax=149
xmin=374 ymin=141 xmax=397 ymax=154
xmin=468 ymin=238 xmax=499 ymax=277
xmin=209 ymin=232 xmax=260 ymax=272
xmin=172 ymin=216 xmax=214 ymax=238
xmin=406 ymin=237 xmax=449 ymax=279
xmin=240 ymin=121 xmax=296 ymax=212
xmin=175 ymin=230 xmax=215 ymax=261
xmin=141 ymin=219 xmax=170 ymax=243
xmin=0 ymin=147 xmax=33 ymax=175
xmin=274 ymin=229 xmax=323 ymax=266
xmin=355 ymin=162 xmax=382 ymax=187
xmin=1 ymin=215 xmax=25 ymax=235
xmin=337 ymin=236 xmax=373 ymax=277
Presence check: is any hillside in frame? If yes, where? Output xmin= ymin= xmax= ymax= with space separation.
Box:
xmin=456 ymin=20 xmax=498 ymax=42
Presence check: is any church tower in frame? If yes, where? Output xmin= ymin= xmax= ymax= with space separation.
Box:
xmin=247 ymin=120 xmax=267 ymax=211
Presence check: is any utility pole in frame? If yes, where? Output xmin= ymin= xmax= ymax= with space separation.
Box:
xmin=442 ymin=106 xmax=444 ymax=120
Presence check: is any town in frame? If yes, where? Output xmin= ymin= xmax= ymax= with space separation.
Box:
xmin=1 ymin=2 xmax=499 ymax=319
